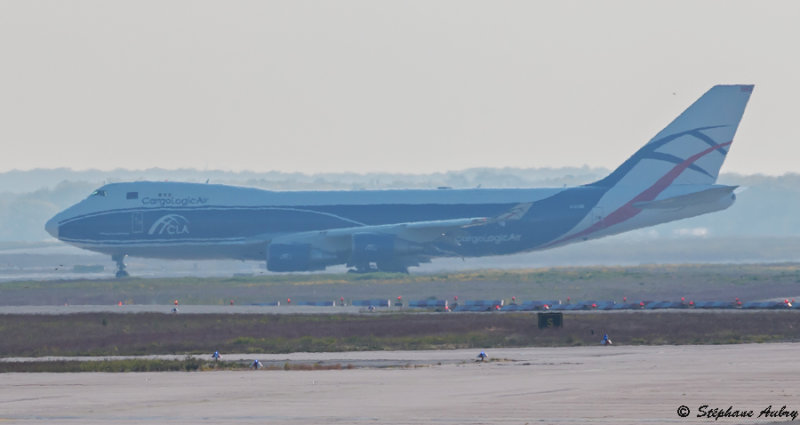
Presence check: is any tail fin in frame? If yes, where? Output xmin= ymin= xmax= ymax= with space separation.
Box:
xmin=592 ymin=84 xmax=754 ymax=188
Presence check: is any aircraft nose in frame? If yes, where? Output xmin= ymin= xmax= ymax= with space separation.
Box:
xmin=45 ymin=216 xmax=59 ymax=239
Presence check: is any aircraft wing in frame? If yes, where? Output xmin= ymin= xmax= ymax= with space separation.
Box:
xmin=266 ymin=200 xmax=533 ymax=249
xmin=250 ymin=201 xmax=534 ymax=272
xmin=270 ymin=216 xmax=490 ymax=248
xmin=257 ymin=216 xmax=491 ymax=272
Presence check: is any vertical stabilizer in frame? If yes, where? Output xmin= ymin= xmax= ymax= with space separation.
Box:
xmin=593 ymin=85 xmax=753 ymax=188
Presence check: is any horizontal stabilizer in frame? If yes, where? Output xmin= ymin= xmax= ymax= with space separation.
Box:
xmin=632 ymin=186 xmax=736 ymax=210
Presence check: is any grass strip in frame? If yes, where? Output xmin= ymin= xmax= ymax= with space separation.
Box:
xmin=2 ymin=312 xmax=800 ymax=358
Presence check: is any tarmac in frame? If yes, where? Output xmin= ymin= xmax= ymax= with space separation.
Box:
xmin=0 ymin=304 xmax=793 ymax=315
xmin=3 ymin=343 xmax=800 ymax=424
xmin=0 ymin=304 xmax=366 ymax=315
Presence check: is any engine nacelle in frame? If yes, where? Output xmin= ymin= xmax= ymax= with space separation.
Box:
xmin=267 ymin=243 xmax=330 ymax=272
xmin=349 ymin=232 xmax=425 ymax=265
xmin=351 ymin=233 xmax=396 ymax=263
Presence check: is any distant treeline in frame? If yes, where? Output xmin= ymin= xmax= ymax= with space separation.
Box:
xmin=0 ymin=168 xmax=797 ymax=241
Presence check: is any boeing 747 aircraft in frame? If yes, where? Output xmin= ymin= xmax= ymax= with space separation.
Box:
xmin=46 ymin=85 xmax=753 ymax=277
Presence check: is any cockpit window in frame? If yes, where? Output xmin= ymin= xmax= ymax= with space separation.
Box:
xmin=90 ymin=190 xmax=107 ymax=197
xmin=126 ymin=192 xmax=138 ymax=200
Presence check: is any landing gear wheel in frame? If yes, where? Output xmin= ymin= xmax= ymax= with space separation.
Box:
xmin=348 ymin=261 xmax=410 ymax=274
xmin=112 ymin=254 xmax=129 ymax=279
xmin=348 ymin=267 xmax=372 ymax=274
xmin=347 ymin=262 xmax=375 ymax=274
xmin=376 ymin=262 xmax=409 ymax=274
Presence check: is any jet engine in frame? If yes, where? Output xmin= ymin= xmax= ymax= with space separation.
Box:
xmin=350 ymin=233 xmax=396 ymax=263
xmin=267 ymin=243 xmax=333 ymax=272
xmin=349 ymin=233 xmax=424 ymax=265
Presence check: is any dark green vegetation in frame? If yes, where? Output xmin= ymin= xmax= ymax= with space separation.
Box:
xmin=0 ymin=358 xmax=355 ymax=373
xmin=0 ymin=358 xmax=226 ymax=373
xmin=4 ymin=263 xmax=800 ymax=306
xmin=2 ymin=311 xmax=799 ymax=358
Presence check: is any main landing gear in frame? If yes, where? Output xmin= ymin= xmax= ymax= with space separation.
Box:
xmin=348 ymin=261 xmax=409 ymax=274
xmin=112 ymin=254 xmax=129 ymax=278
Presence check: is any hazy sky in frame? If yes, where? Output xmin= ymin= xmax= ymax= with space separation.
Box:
xmin=0 ymin=1 xmax=797 ymax=175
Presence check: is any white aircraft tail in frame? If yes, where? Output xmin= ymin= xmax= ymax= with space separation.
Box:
xmin=593 ymin=84 xmax=753 ymax=188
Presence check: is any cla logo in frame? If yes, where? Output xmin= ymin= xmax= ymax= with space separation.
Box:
xmin=148 ymin=214 xmax=190 ymax=236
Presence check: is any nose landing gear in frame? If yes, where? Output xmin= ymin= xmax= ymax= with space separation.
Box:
xmin=112 ymin=254 xmax=129 ymax=278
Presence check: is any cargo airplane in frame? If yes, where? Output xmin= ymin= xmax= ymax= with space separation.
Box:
xmin=46 ymin=85 xmax=753 ymax=277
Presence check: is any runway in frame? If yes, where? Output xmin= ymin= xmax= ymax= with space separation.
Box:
xmin=0 ymin=304 xmax=793 ymax=315
xmin=3 ymin=343 xmax=799 ymax=424
xmin=0 ymin=304 xmax=365 ymax=315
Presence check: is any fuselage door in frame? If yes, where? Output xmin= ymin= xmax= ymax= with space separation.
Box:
xmin=132 ymin=212 xmax=144 ymax=234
